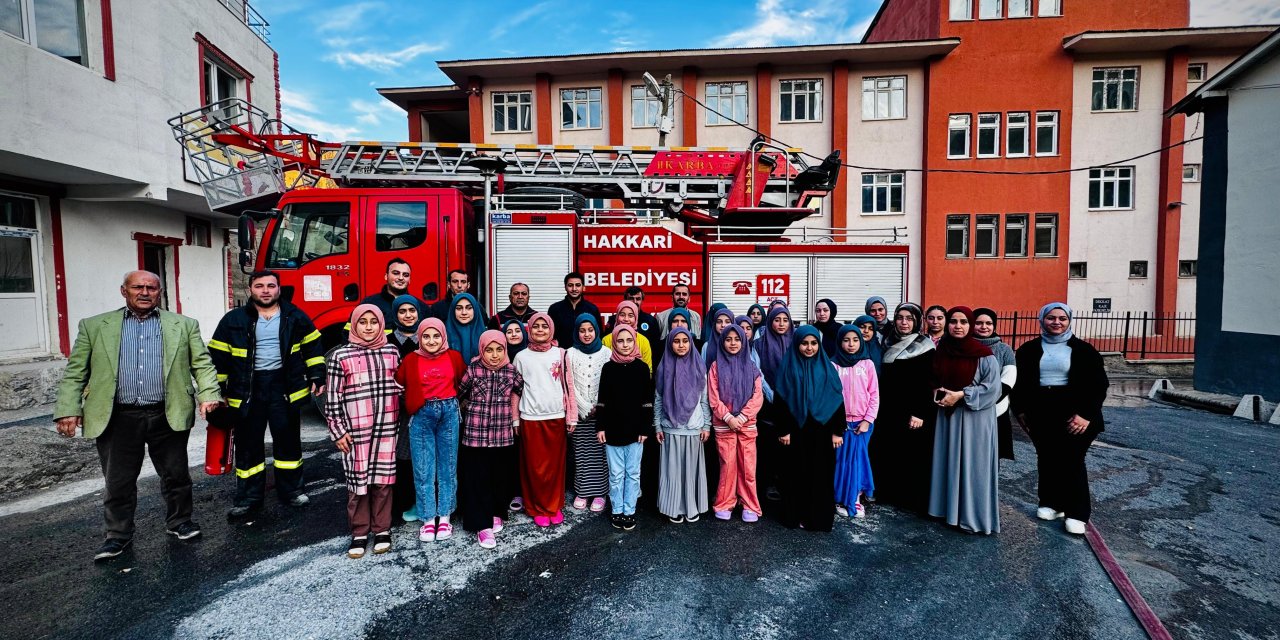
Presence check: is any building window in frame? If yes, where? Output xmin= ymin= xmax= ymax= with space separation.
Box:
xmin=1038 ymin=0 xmax=1061 ymax=16
xmin=861 ymin=173 xmax=904 ymax=214
xmin=948 ymin=114 xmax=971 ymax=159
xmin=946 ymin=215 xmax=969 ymax=258
xmin=185 ymin=217 xmax=212 ymax=248
xmin=1088 ymin=167 xmax=1134 ymax=210
xmin=1006 ymin=112 xmax=1029 ymax=157
xmin=1183 ymin=164 xmax=1200 ymax=182
xmin=203 ymin=57 xmax=244 ymax=108
xmin=780 ymin=79 xmax=822 ymax=123
xmin=1129 ymin=260 xmax=1148 ymax=278
xmin=1008 ymin=0 xmax=1031 ymax=17
xmin=1187 ymin=63 xmax=1207 ymax=83
xmin=861 ymin=76 xmax=906 ymax=120
xmin=0 ymin=0 xmax=87 ymax=65
xmin=1035 ymin=111 xmax=1059 ymax=156
xmin=979 ymin=0 xmax=1002 ymax=19
xmin=631 ymin=85 xmax=662 ymax=128
xmin=493 ymin=91 xmax=533 ymax=133
xmin=949 ymin=0 xmax=972 ymax=20
xmin=975 ymin=215 xmax=999 ymax=257
xmin=977 ymin=113 xmax=1001 ymax=158
xmin=1092 ymin=67 xmax=1139 ymax=112
xmin=1034 ymin=213 xmax=1058 ymax=257
xmin=560 ymin=88 xmax=602 ymax=130
xmin=706 ymin=81 xmax=748 ymax=125
xmin=1004 ymin=214 xmax=1028 ymax=257
xmin=1179 ymin=260 xmax=1197 ymax=277
xmin=1069 ymin=262 xmax=1087 ymax=279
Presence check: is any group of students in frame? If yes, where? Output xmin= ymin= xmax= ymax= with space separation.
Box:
xmin=324 ymin=284 xmax=1108 ymax=558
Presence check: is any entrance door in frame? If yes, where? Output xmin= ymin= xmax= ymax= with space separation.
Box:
xmin=141 ymin=242 xmax=171 ymax=310
xmin=0 ymin=193 xmax=49 ymax=358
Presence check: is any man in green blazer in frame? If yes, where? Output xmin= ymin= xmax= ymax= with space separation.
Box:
xmin=54 ymin=270 xmax=222 ymax=561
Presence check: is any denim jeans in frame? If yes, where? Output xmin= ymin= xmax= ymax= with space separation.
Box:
xmin=409 ymin=398 xmax=460 ymax=520
xmin=606 ymin=442 xmax=643 ymax=516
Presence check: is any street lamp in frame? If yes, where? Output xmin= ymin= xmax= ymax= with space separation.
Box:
xmin=642 ymin=72 xmax=674 ymax=146
xmin=466 ymin=154 xmax=507 ymax=311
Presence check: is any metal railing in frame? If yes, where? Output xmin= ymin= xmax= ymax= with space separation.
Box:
xmin=217 ymin=0 xmax=270 ymax=43
xmin=996 ymin=311 xmax=1196 ymax=359
xmin=692 ymin=224 xmax=907 ymax=243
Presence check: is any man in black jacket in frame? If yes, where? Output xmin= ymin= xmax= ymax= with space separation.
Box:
xmin=547 ymin=272 xmax=601 ymax=347
xmin=360 ymin=257 xmax=421 ymax=319
xmin=429 ymin=269 xmax=487 ymax=321
xmin=209 ymin=271 xmax=326 ymax=521
xmin=623 ymin=286 xmax=662 ymax=348
xmin=489 ymin=281 xmax=537 ymax=329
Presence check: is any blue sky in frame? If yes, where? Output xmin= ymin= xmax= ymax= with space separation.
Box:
xmin=266 ymin=0 xmax=1279 ymax=142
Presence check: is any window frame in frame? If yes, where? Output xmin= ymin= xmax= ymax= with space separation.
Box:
xmin=1038 ymin=0 xmax=1062 ymax=16
xmin=1129 ymin=260 xmax=1149 ymax=279
xmin=1088 ymin=166 xmax=1135 ymax=210
xmin=630 ymin=85 xmax=661 ymax=128
xmin=1034 ymin=213 xmax=1058 ymax=257
xmin=1068 ymin=262 xmax=1087 ymax=279
xmin=1004 ymin=213 xmax=1029 ymax=257
xmin=1182 ymin=164 xmax=1201 ymax=182
xmin=492 ymin=91 xmax=533 ymax=133
xmin=1178 ymin=260 xmax=1197 ymax=278
xmin=1008 ymin=0 xmax=1031 ymax=18
xmin=860 ymin=172 xmax=905 ymax=215
xmin=1187 ymin=63 xmax=1207 ymax=83
xmin=976 ymin=113 xmax=1001 ymax=158
xmin=559 ymin=87 xmax=603 ymax=131
xmin=1035 ymin=111 xmax=1059 ymax=156
xmin=978 ymin=0 xmax=1002 ymax=19
xmin=1091 ymin=67 xmax=1140 ymax=112
xmin=185 ymin=217 xmax=213 ymax=248
xmin=946 ymin=215 xmax=970 ymax=258
xmin=779 ymin=78 xmax=822 ymax=123
xmin=861 ymin=75 xmax=907 ymax=121
xmin=1006 ymin=112 xmax=1030 ymax=157
xmin=949 ymin=0 xmax=973 ymax=20
xmin=974 ymin=214 xmax=1000 ymax=258
xmin=948 ymin=114 xmax=971 ymax=159
xmin=705 ymin=81 xmax=749 ymax=126
xmin=0 ymin=0 xmax=88 ymax=66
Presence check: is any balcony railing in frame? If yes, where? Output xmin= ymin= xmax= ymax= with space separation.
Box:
xmin=217 ymin=0 xmax=270 ymax=43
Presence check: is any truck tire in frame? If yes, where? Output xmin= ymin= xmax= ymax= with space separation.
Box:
xmin=501 ymin=186 xmax=587 ymax=213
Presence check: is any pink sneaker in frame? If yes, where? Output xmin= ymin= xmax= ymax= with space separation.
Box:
xmin=533 ymin=515 xmax=551 ymax=527
xmin=435 ymin=522 xmax=453 ymax=540
xmin=742 ymin=510 xmax=760 ymax=523
xmin=418 ymin=523 xmax=436 ymax=542
xmin=714 ymin=510 xmax=732 ymax=520
xmin=493 ymin=517 xmax=504 ymax=533
xmin=854 ymin=503 xmax=866 ymax=519
xmin=590 ymin=497 xmax=606 ymax=512
xmin=550 ymin=510 xmax=565 ymax=525
xmin=477 ymin=529 xmax=497 ymax=549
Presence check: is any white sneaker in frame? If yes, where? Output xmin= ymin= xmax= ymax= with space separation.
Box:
xmin=1037 ymin=507 xmax=1065 ymax=521
xmin=1064 ymin=518 xmax=1086 ymax=535
xmin=835 ymin=504 xmax=849 ymax=517
xmin=853 ymin=503 xmax=865 ymax=519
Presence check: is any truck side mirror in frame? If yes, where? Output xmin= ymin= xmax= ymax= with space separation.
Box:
xmin=238 ymin=249 xmax=253 ymax=273
xmin=423 ymin=283 xmax=438 ymax=302
xmin=237 ymin=215 xmax=255 ymax=250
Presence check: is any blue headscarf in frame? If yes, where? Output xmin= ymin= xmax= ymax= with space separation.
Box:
xmin=865 ymin=296 xmax=889 ymax=329
xmin=703 ymin=303 xmax=729 ymax=344
xmin=572 ymin=313 xmax=604 ymax=354
xmin=1038 ymin=302 xmax=1074 ymax=344
xmin=753 ymin=305 xmax=793 ymax=386
xmin=852 ymin=315 xmax=885 ymax=374
xmin=502 ymin=318 xmax=529 ymax=359
xmin=774 ymin=325 xmax=844 ymax=427
xmin=667 ymin=307 xmax=693 ymax=332
xmin=714 ymin=324 xmax=760 ymax=413
xmin=391 ymin=294 xmax=422 ymax=335
xmin=831 ymin=324 xmax=870 ymax=368
xmin=445 ymin=293 xmax=485 ymax=364
xmin=702 ymin=307 xmax=736 ymax=369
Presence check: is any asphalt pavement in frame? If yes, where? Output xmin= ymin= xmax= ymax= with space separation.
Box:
xmin=0 ymin=392 xmax=1275 ymax=640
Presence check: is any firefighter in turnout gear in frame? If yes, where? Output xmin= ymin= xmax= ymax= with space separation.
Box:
xmin=209 ymin=270 xmax=326 ymax=520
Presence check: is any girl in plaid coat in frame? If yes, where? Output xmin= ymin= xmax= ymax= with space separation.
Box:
xmin=326 ymin=304 xmax=404 ymax=559
xmin=456 ymin=330 xmax=524 ymax=549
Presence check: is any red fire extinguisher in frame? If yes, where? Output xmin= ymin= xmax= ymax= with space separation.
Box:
xmin=204 ymin=405 xmax=235 ymax=476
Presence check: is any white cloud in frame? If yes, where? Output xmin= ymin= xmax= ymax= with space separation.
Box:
xmin=490 ymin=1 xmax=556 ymax=39
xmin=1191 ymin=0 xmax=1280 ymax=25
xmin=324 ymin=42 xmax=446 ymax=71
xmin=279 ymin=88 xmax=319 ymax=114
xmin=350 ymin=98 xmax=404 ymax=126
xmin=282 ymin=109 xmax=362 ymax=142
xmin=314 ymin=2 xmax=382 ymax=33
xmin=713 ymin=0 xmax=872 ymax=48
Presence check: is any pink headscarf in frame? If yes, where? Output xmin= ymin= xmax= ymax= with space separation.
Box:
xmin=347 ymin=304 xmax=388 ymax=349
xmin=476 ymin=329 xmax=509 ymax=370
xmin=526 ymin=312 xmax=556 ymax=353
xmin=414 ymin=317 xmax=449 ymax=357
xmin=609 ymin=325 xmax=639 ymax=364
xmin=614 ymin=300 xmax=639 ymax=328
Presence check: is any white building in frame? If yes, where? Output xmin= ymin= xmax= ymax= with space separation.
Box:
xmin=0 ymin=0 xmax=277 ymax=408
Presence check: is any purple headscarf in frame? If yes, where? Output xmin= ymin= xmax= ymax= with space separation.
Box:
xmin=715 ymin=324 xmax=760 ymax=413
xmin=753 ymin=305 xmax=793 ymax=387
xmin=656 ymin=327 xmax=706 ymax=426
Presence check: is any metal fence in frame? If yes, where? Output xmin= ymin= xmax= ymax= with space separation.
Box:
xmin=996 ymin=311 xmax=1196 ymax=359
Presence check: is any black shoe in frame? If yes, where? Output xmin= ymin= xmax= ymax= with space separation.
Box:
xmin=285 ymin=493 xmax=310 ymax=508
xmin=227 ymin=504 xmax=262 ymax=522
xmin=348 ymin=537 xmax=368 ymax=559
xmin=166 ymin=521 xmax=202 ymax=541
xmin=668 ymin=515 xmax=685 ymax=524
xmin=94 ymin=538 xmax=132 ymax=561
xmin=622 ymin=515 xmax=637 ymax=531
xmin=610 ymin=514 xmax=625 ymax=530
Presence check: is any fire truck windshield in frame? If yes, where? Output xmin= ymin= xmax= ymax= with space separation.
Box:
xmin=266 ymin=201 xmax=350 ymax=269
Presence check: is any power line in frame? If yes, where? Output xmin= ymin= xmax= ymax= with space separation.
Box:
xmin=673 ymin=88 xmax=1204 ymax=176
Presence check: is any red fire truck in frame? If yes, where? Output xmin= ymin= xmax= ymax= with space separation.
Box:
xmin=171 ymin=98 xmax=908 ymax=347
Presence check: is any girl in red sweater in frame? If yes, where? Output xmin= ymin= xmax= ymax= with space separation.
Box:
xmin=394 ymin=317 xmax=465 ymax=543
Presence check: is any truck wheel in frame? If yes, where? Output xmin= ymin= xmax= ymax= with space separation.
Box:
xmin=501 ymin=186 xmax=587 ymax=213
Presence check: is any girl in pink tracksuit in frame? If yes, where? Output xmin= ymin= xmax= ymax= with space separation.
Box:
xmin=832 ymin=325 xmax=880 ymax=519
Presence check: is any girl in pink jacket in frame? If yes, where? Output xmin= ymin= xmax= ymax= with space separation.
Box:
xmin=832 ymin=325 xmax=880 ymax=519
xmin=708 ymin=324 xmax=765 ymax=522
